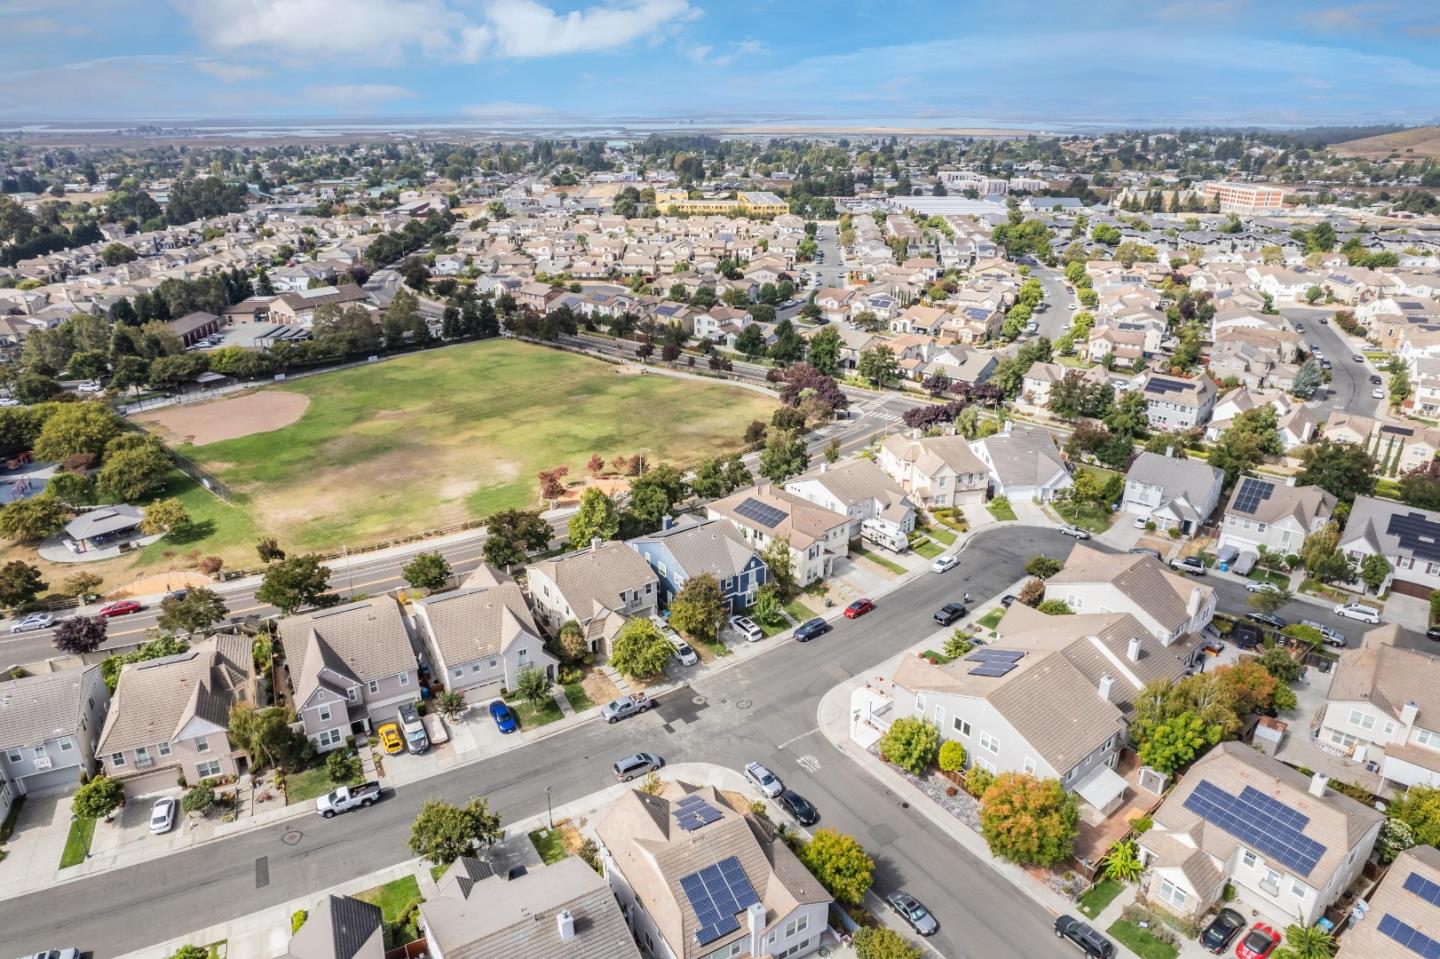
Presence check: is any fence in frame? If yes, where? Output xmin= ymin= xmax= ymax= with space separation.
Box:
xmin=170 ymin=449 xmax=235 ymax=503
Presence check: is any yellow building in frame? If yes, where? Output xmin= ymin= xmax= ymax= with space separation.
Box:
xmin=655 ymin=190 xmax=790 ymax=217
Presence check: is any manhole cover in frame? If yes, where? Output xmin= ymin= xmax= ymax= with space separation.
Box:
xmin=281 ymin=830 xmax=303 ymax=846
xmin=736 ymin=699 xmax=752 ymax=709
xmin=693 ymin=696 xmax=707 ymax=705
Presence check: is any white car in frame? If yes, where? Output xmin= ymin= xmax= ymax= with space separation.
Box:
xmin=10 ymin=612 xmax=54 ymax=633
xmin=1246 ymin=582 xmax=1283 ymax=594
xmin=1334 ymin=603 xmax=1381 ymax=625
xmin=76 ymin=381 xmax=104 ymax=394
xmin=745 ymin=761 xmax=784 ymax=798
xmin=0 ymin=397 xmax=21 ymax=407
xmin=149 ymin=796 xmax=178 ymax=834
xmin=931 ymin=554 xmax=959 ymax=574
xmin=1373 ymin=387 xmax=1386 ymax=399
xmin=671 ymin=639 xmax=699 ymax=667
xmin=729 ymin=615 xmax=763 ymax=643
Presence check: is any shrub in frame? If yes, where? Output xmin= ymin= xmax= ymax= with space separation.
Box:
xmin=72 ymin=775 xmax=124 ymax=819
xmin=291 ymin=909 xmax=308 ymax=933
xmin=938 ymin=740 xmax=967 ymax=773
xmin=325 ymin=750 xmax=360 ymax=784
xmin=852 ymin=926 xmax=922 ymax=959
xmin=979 ymin=773 xmax=1078 ymax=867
xmin=965 ymin=765 xmax=995 ymax=797
xmin=878 ymin=717 xmax=941 ymax=775
xmin=181 ymin=784 xmax=215 ymax=816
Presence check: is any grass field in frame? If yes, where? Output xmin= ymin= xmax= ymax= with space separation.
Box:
xmin=355 ymin=874 xmax=422 ymax=948
xmin=149 ymin=339 xmax=772 ymax=559
xmin=528 ymin=827 xmax=570 ymax=865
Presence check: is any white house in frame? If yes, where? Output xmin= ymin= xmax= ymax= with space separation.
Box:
xmin=783 ymin=459 xmax=916 ymax=542
xmin=969 ymin=424 xmax=1073 ymax=502
xmin=1121 ymin=452 xmax=1224 ymax=537
xmin=708 ymin=485 xmax=850 ymax=587
xmin=1047 ymin=545 xmax=1217 ymax=655
xmin=1340 ymin=495 xmax=1440 ymax=599
xmin=1217 ymin=477 xmax=1336 ymax=565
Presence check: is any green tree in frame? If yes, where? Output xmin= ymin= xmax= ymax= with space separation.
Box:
xmin=568 ymin=487 xmax=621 ymax=545
xmin=97 ymin=438 xmax=172 ymax=501
xmin=979 ymin=773 xmax=1078 ymax=866
xmin=1296 ymin=439 xmax=1376 ymax=503
xmin=1376 ymin=817 xmax=1417 ymax=864
xmin=513 ymin=666 xmax=551 ymax=710
xmin=852 ymin=927 xmax=922 ymax=959
xmin=1139 ymin=712 xmax=1222 ymax=774
xmin=44 ymin=471 xmax=94 ymax=508
xmin=758 ymin=430 xmax=808 ymax=483
xmin=407 ymin=797 xmax=503 ymax=867
xmin=72 ymin=775 xmax=124 ymax=819
xmin=1100 ymin=838 xmax=1144 ymax=882
xmin=1277 ymin=923 xmax=1336 ymax=959
xmin=938 ymin=739 xmax=967 ymax=773
xmin=62 ymin=571 xmax=103 ymax=601
xmin=1247 ymin=586 xmax=1292 ymax=615
xmin=623 ymin=463 xmax=687 ymax=533
xmin=141 ymin=497 xmax=190 ymax=535
xmin=158 ymin=587 xmax=229 ymax=634
xmin=482 ymin=509 xmax=551 ymax=569
xmin=668 ymin=573 xmax=726 ymax=646
xmin=228 ymin=703 xmax=302 ymax=770
xmin=0 ymin=560 xmax=46 ymax=608
xmin=256 ymin=554 xmax=331 ymax=614
xmin=807 ymin=325 xmax=842 ymax=376
xmin=878 ymin=717 xmax=941 ymax=775
xmin=609 ymin=616 xmax=674 ymax=679
xmin=0 ymin=494 xmax=69 ymax=542
xmin=760 ymin=536 xmax=797 ymax=599
xmin=1360 ymin=553 xmax=1391 ymax=594
xmin=1104 ymin=389 xmax=1150 ymax=441
xmin=797 ymin=829 xmax=874 ymax=906
xmin=1209 ymin=405 xmax=1282 ymax=486
xmin=1024 ymin=555 xmax=1063 ymax=579
xmin=1258 ymin=646 xmax=1304 ymax=685
xmin=31 ymin=403 xmax=122 ymax=462
xmin=858 ymin=345 xmax=900 ymax=387
xmin=1392 ymin=786 xmax=1440 ymax=846
xmin=402 ymin=551 xmax=452 ymax=590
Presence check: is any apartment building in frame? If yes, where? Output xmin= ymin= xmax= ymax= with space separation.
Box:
xmin=1200 ymin=181 xmax=1288 ymax=214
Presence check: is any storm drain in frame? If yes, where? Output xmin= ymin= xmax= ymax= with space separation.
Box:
xmin=255 ymin=856 xmax=270 ymax=889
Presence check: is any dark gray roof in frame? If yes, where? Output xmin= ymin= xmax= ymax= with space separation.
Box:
xmin=0 ymin=668 xmax=93 ymax=749
xmin=64 ymin=504 xmax=144 ymax=541
xmin=287 ymin=895 xmax=384 ymax=959
xmin=1125 ymin=452 xmax=1223 ymax=513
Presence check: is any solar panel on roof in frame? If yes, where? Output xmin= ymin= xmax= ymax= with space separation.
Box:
xmin=1144 ymin=377 xmax=1188 ymax=396
xmin=1379 ymin=913 xmax=1440 ymax=958
xmin=1232 ymin=477 xmax=1275 ymax=516
xmin=682 ymin=855 xmax=760 ymax=945
xmin=733 ymin=497 xmax=786 ymax=529
xmin=1404 ymin=871 xmax=1440 ymax=907
xmin=672 ymin=794 xmax=724 ymax=832
xmin=1182 ymin=781 xmax=1326 ymax=876
xmin=965 ymin=648 xmax=1025 ymax=663
xmin=1388 ymin=513 xmax=1440 ymax=564
xmin=969 ymin=663 xmax=1017 ymax=678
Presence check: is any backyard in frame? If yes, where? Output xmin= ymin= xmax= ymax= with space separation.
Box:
xmin=355 ymin=874 xmax=423 ymax=948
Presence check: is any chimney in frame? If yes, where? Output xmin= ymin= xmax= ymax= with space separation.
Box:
xmin=1309 ymin=772 xmax=1329 ymax=798
xmin=590 ymin=537 xmax=602 ymax=551
xmin=1187 ymin=586 xmax=1202 ymax=619
xmin=661 ymin=515 xmax=673 ymax=531
xmin=1098 ymin=674 xmax=1115 ymax=702
xmin=747 ymin=901 xmax=766 ymax=957
xmin=1403 ymin=700 xmax=1420 ymax=727
xmin=557 ymin=909 xmax=576 ymax=942
xmin=1127 ymin=637 xmax=1142 ymax=663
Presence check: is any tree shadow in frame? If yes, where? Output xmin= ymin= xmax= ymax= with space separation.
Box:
xmin=165 ymin=519 xmax=216 ymax=546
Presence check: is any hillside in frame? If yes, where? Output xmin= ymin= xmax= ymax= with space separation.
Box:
xmin=1332 ymin=125 xmax=1440 ymax=160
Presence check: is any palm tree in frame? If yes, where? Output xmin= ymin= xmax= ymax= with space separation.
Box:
xmin=514 ymin=667 xmax=551 ymax=711
xmin=1099 ymin=839 xmax=1143 ymax=883
xmin=434 ymin=689 xmax=466 ymax=722
xmin=1281 ymin=924 xmax=1336 ymax=959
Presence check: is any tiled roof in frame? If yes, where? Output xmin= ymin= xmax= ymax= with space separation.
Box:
xmin=527 ymin=541 xmax=657 ymax=621
xmin=418 ymin=583 xmax=541 ymax=669
xmin=97 ymin=634 xmax=253 ymax=756
xmin=285 ymin=894 xmax=384 ymax=959
xmin=0 ymin=667 xmax=95 ymax=749
xmin=280 ymin=598 xmax=415 ymax=704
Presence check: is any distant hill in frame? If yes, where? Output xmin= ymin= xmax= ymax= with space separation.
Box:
xmin=1333 ymin=126 xmax=1440 ymax=159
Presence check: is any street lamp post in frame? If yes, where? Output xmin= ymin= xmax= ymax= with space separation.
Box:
xmin=546 ymin=785 xmax=553 ymax=829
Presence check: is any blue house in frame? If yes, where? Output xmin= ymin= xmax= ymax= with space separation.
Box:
xmin=628 ymin=517 xmax=768 ymax=611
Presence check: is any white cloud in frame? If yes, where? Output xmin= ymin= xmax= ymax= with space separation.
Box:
xmin=685 ymin=37 xmax=767 ymax=67
xmin=303 ymin=83 xmax=417 ymax=105
xmin=193 ymin=59 xmax=264 ymax=82
xmin=460 ymin=100 xmax=551 ymax=118
xmin=485 ymin=0 xmax=697 ymax=58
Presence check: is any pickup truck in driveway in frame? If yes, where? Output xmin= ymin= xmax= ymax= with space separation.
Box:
xmin=315 ymin=781 xmax=381 ymax=818
xmin=601 ymin=693 xmax=654 ymax=724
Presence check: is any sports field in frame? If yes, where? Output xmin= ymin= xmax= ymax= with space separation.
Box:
xmin=152 ymin=339 xmax=772 ymax=553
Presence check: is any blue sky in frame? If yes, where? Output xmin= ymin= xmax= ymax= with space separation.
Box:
xmin=2 ymin=0 xmax=1439 ymax=127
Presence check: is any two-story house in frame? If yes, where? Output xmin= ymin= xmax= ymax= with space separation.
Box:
xmin=969 ymin=424 xmax=1073 ymax=503
xmin=1121 ymin=452 xmax=1225 ymax=537
xmin=1216 ymin=477 xmax=1336 ymax=567
xmin=783 ymin=459 xmax=916 ymax=543
xmin=1334 ymin=843 xmax=1440 ymax=959
xmin=283 ymin=895 xmax=384 ymax=959
xmin=707 ymin=485 xmax=850 ymax=587
xmin=279 ymin=598 xmax=420 ymax=752
xmin=1138 ymin=372 xmax=1218 ymax=430
xmin=877 ymin=433 xmax=991 ymax=509
xmin=526 ymin=540 xmax=659 ymax=653
xmin=628 ymin=516 xmax=768 ymax=612
xmin=1046 ymin=545 xmax=1217 ymax=656
xmin=1138 ymin=743 xmax=1382 ymax=928
xmin=0 ymin=667 xmax=109 ymax=820
xmin=1340 ymin=495 xmax=1440 ymax=599
xmin=411 ymin=579 xmax=559 ymax=699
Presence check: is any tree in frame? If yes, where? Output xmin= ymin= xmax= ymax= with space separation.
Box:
xmin=537 ymin=465 xmax=570 ymax=501
xmin=1258 ymin=646 xmax=1304 ymax=684
xmin=31 ymin=403 xmax=121 ymax=462
xmin=228 ymin=703 xmax=302 ymax=770
xmin=72 ymin=775 xmax=125 ymax=819
xmin=758 ymin=430 xmax=808 ymax=483
xmin=1100 ymin=838 xmax=1144 ymax=882
xmin=1018 ymin=577 xmax=1046 ymax=607
xmin=557 ymin=619 xmax=588 ymax=662
xmin=53 ymin=615 xmax=107 ymax=655
xmin=141 ymin=498 xmax=190 ymax=535
xmin=158 ymin=587 xmax=229 ymax=634
xmin=623 ymin=462 xmax=688 ymax=534
xmin=402 ymin=551 xmax=452 ymax=590
xmin=1138 ymin=712 xmax=1221 ymax=774
xmin=1214 ymin=659 xmax=1279 ymax=714
xmin=668 ymin=573 xmax=726 ymax=646
xmin=807 ymin=326 xmax=843 ymax=376
xmin=1296 ymin=439 xmax=1376 ymax=503
xmin=609 ymin=617 xmax=674 ymax=678
xmin=256 ymin=536 xmax=286 ymax=563
xmin=1393 ymin=786 xmax=1440 ymax=846
xmin=1376 ymin=817 xmax=1417 ymax=865
xmin=1104 ymin=389 xmax=1150 ymax=441
xmin=734 ymin=324 xmax=766 ymax=359
xmin=434 ymin=689 xmax=467 ymax=722
xmin=690 ymin=454 xmax=751 ymax=499
xmin=761 ymin=535 xmax=797 ymax=599
xmin=97 ymin=439 xmax=172 ymax=501
xmin=778 ymin=363 xmax=848 ymax=415
xmin=482 ymin=509 xmax=551 ymax=569
xmin=62 ymin=572 xmax=103 ymax=601
xmin=797 ymin=829 xmax=874 ymax=906
xmin=1292 ymin=359 xmax=1323 ymax=399
xmin=256 ymin=554 xmax=331 ymax=615
xmin=568 ymin=487 xmax=620 ymax=545
xmin=407 ymin=797 xmax=503 ymax=867
xmin=1024 ymin=555 xmax=1063 ymax=579
xmin=168 ymin=947 xmax=209 ymax=959
xmin=513 ymin=666 xmax=551 ymax=710
xmin=0 ymin=560 xmax=46 ymax=608
xmin=182 ymin=784 xmax=215 ymax=816
xmin=852 ymin=927 xmax=922 ymax=959
xmin=0 ymin=494 xmax=69 ymax=542
xmin=858 ymin=345 xmax=900 ymax=387
xmin=979 ymin=773 xmax=1078 ymax=866
xmin=1360 ymin=553 xmax=1392 ymax=594
xmin=878 ymin=717 xmax=941 ymax=775
xmin=1278 ymin=924 xmax=1336 ymax=959
xmin=1248 ymin=585 xmax=1292 ymax=615
xmin=1209 ymin=406 xmax=1282 ymax=486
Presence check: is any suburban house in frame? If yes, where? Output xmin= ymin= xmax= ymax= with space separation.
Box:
xmin=1021 ymin=363 xmax=1110 ymax=410
xmin=783 ymin=459 xmax=916 ymax=542
xmin=1216 ymin=477 xmax=1336 ymax=566
xmin=283 ymin=895 xmax=384 ymax=959
xmin=628 ymin=516 xmax=768 ymax=612
xmin=278 ymin=598 xmax=420 ymax=752
xmin=1138 ymin=372 xmax=1218 ymax=430
xmin=62 ymin=505 xmax=145 ymax=555
xmin=1137 ymin=743 xmax=1382 ymax=928
xmin=596 ymin=781 xmax=832 ymax=959
xmin=1340 ymin=495 xmax=1440 ymax=599
xmin=969 ymin=424 xmax=1073 ymax=502
xmin=862 ymin=604 xmax=1187 ymax=814
xmin=525 ymin=540 xmax=659 ymax=652
xmin=422 ymin=855 xmax=642 ymax=959
xmin=1334 ymin=843 xmax=1440 ymax=959
xmin=1046 ymin=546 xmax=1217 ymax=654
xmin=96 ymin=634 xmax=256 ymax=792
xmin=412 ymin=580 xmax=559 ymax=697
xmin=0 ymin=667 xmax=110 ymax=820
xmin=707 ymin=485 xmax=850 ymax=587
xmin=1120 ymin=452 xmax=1225 ymax=536
xmin=877 ymin=433 xmax=991 ymax=509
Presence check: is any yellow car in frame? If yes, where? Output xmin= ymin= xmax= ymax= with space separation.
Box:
xmin=377 ymin=723 xmax=404 ymax=755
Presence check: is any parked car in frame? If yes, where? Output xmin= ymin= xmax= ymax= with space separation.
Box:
xmin=17 ymin=949 xmax=78 ymax=959
xmin=1370 ymin=374 xmax=1383 ymax=385
xmin=777 ymin=789 xmax=818 ymax=826
xmin=1236 ymin=923 xmax=1281 ymax=959
xmin=1334 ymin=602 xmax=1381 ymax=624
xmin=488 ymin=700 xmax=518 ymax=734
xmin=422 ymin=712 xmax=450 ymax=746
xmin=1428 ymin=625 xmax=1440 ymax=643
xmin=1301 ymin=619 xmax=1347 ymax=648
xmin=1170 ymin=556 xmax=1207 ymax=576
xmin=1373 ymin=387 xmax=1386 ymax=399
xmin=745 ymin=761 xmax=784 ymax=798
xmin=1054 ymin=915 xmax=1116 ymax=958
xmin=98 ymin=599 xmax=143 ymax=618
xmin=999 ymin=594 xmax=1018 ymax=607
xmin=1246 ymin=581 xmax=1282 ymax=594
xmin=10 ymin=612 xmax=54 ymax=633
xmin=1058 ymin=524 xmax=1091 ymax=539
xmin=1201 ymin=908 xmax=1246 ymax=954
xmin=163 ymin=588 xmax=190 ymax=603
xmin=931 ymin=555 xmax=959 ymax=574
xmin=934 ymin=602 xmax=967 ymax=626
xmin=844 ymin=598 xmax=875 ymax=619
xmin=149 ymin=797 xmax=178 ymax=834
xmin=794 ymin=617 xmax=830 ymax=642
xmin=601 ymin=693 xmax=653 ymax=724
xmin=886 ymin=891 xmax=938 ymax=937
xmin=1353 ymin=353 xmax=1366 ymax=363
xmin=613 ymin=752 xmax=663 ymax=781
xmin=671 ymin=639 xmax=699 ymax=666
xmin=315 ymin=781 xmax=381 ymax=818
xmin=1245 ymin=611 xmax=1287 ymax=630
xmin=397 ymin=702 xmax=429 ymax=754
xmin=729 ymin=615 xmax=763 ymax=642
xmin=376 ymin=723 xmax=405 ymax=753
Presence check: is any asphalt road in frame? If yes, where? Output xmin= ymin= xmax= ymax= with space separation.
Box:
xmin=1280 ymin=306 xmax=1382 ymax=420
xmin=807 ymin=221 xmax=846 ymax=289
xmin=1031 ymin=265 xmax=1078 ymax=342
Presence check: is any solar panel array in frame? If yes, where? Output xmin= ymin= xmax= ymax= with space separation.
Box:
xmin=1144 ymin=377 xmax=1187 ymax=396
xmin=1181 ymin=781 xmax=1326 ymax=876
xmin=734 ymin=497 xmax=786 ymax=529
xmin=1388 ymin=513 xmax=1440 ymax=563
xmin=964 ymin=647 xmax=1024 ymax=678
xmin=1378 ymin=913 xmax=1440 ymax=958
xmin=679 ymin=855 xmax=761 ymax=946
xmin=1404 ymin=870 xmax=1440 ymax=906
xmin=672 ymin=793 xmax=724 ymax=832
xmin=1232 ymin=477 xmax=1275 ymax=516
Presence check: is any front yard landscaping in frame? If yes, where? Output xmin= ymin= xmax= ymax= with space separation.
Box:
xmin=528 ymin=827 xmax=569 ymax=865
xmin=1078 ymin=878 xmax=1122 ymax=919
xmin=986 ymin=497 xmax=1017 ymax=521
xmin=506 ymin=693 xmax=564 ymax=729
xmin=355 ymin=874 xmax=423 ymax=948
xmin=1247 ymin=566 xmax=1290 ymax=588
xmin=284 ymin=750 xmax=365 ymax=806
xmin=909 ymin=537 xmax=944 ymax=559
xmin=851 ymin=543 xmax=906 ymax=574
xmin=977 ymin=608 xmax=1006 ymax=630
xmin=562 ymin=680 xmax=595 ymax=713
xmin=927 ymin=524 xmax=957 ymax=544
xmin=1107 ymin=919 xmax=1179 ymax=959
xmin=784 ymin=598 xmax=816 ymax=622
xmin=929 ymin=508 xmax=966 ymax=536
xmin=59 ymin=815 xmax=95 ymax=869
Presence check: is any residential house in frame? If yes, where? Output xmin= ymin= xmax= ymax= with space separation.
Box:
xmin=412 ymin=581 xmax=559 ymax=699
xmin=96 ymin=635 xmax=256 ymax=792
xmin=1121 ymin=452 xmax=1225 ymax=536
xmin=783 ymin=459 xmax=916 ymax=542
xmin=283 ymin=895 xmax=384 ymax=959
xmin=526 ymin=540 xmax=659 ymax=653
xmin=1340 ymin=495 xmax=1440 ymax=600
xmin=515 ymin=281 xmax=563 ymax=314
xmin=1137 ymin=743 xmax=1382 ymax=928
xmin=1217 ymin=477 xmax=1336 ymax=566
xmin=1021 ymin=363 xmax=1110 ymax=410
xmin=1334 ymin=844 xmax=1440 ymax=959
xmin=1138 ymin=372 xmax=1218 ymax=430
xmin=707 ymin=485 xmax=849 ymax=587
xmin=279 ymin=598 xmax=420 ymax=752
xmin=269 ymin=285 xmax=369 ymax=325
xmin=628 ymin=516 xmax=768 ymax=612
xmin=877 ymin=433 xmax=991 ymax=508
xmin=596 ymin=780 xmax=832 ymax=959
xmin=0 ymin=667 xmax=109 ymax=819
xmin=1046 ymin=545 xmax=1217 ymax=654
xmin=969 ymin=424 xmax=1073 ymax=502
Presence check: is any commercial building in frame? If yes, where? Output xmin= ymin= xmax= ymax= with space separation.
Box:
xmin=1200 ymin=181 xmax=1288 ymax=214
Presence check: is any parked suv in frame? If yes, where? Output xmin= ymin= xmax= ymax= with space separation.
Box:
xmin=1301 ymin=619 xmax=1347 ymax=648
xmin=613 ymin=752 xmax=663 ymax=781
xmin=729 ymin=615 xmax=763 ymax=642
xmin=745 ymin=761 xmax=784 ymax=798
xmin=1170 ymin=556 xmax=1207 ymax=576
xmin=397 ymin=702 xmax=430 ymax=755
xmin=1054 ymin=915 xmax=1116 ymax=958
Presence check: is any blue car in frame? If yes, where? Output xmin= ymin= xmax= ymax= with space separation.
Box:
xmin=794 ymin=617 xmax=831 ymax=642
xmin=489 ymin=700 xmax=518 ymax=734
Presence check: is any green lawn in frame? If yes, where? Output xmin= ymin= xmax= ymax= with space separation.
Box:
xmin=910 ymin=538 xmax=943 ymax=559
xmin=986 ymin=498 xmax=1017 ymax=522
xmin=158 ymin=339 xmax=773 ymax=555
xmin=1054 ymin=500 xmax=1115 ymax=533
xmin=508 ymin=695 xmax=564 ymax=729
xmin=528 ymin=828 xmax=570 ymax=865
xmin=1107 ymin=920 xmax=1179 ymax=959
xmin=1079 ymin=879 xmax=1123 ymax=919
xmin=977 ymin=608 xmax=1005 ymax=629
xmin=132 ymin=470 xmax=265 ymax=570
xmin=355 ymin=874 xmax=423 ymax=948
xmin=562 ymin=682 xmax=595 ymax=713
xmin=284 ymin=754 xmax=363 ymax=806
xmin=851 ymin=543 xmax=906 ymax=574
xmin=927 ymin=524 xmax=957 ymax=545
xmin=784 ymin=598 xmax=816 ymax=622
xmin=59 ymin=816 xmax=95 ymax=869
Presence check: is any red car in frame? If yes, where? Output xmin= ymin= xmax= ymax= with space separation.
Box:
xmin=98 ymin=599 xmax=143 ymax=618
xmin=844 ymin=598 xmax=875 ymax=619
xmin=1236 ymin=923 xmax=1280 ymax=959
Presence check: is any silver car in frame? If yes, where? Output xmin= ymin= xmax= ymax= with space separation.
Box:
xmin=887 ymin=891 xmax=939 ymax=936
xmin=10 ymin=612 xmax=54 ymax=634
xmin=745 ymin=761 xmax=783 ymax=798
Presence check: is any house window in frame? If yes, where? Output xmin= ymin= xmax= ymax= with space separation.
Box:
xmin=979 ymin=732 xmax=1000 ymax=754
xmin=195 ymin=736 xmax=210 ymax=753
xmin=1067 ymin=594 xmax=1083 ymax=610
xmin=453 ymin=668 xmax=464 ymax=678
xmin=1419 ymin=729 xmax=1440 ymax=749
xmin=135 ymin=746 xmax=152 ymax=767
xmin=1398 ymin=556 xmax=1415 ymax=570
xmin=933 ymin=705 xmax=944 ymax=725
xmin=1429 ymin=562 xmax=1440 ymax=576
xmin=1158 ymin=879 xmax=1188 ymax=910
xmin=1349 ymin=709 xmax=1376 ymax=731
xmin=399 ymin=673 xmax=410 ymax=687
xmin=472 ymin=663 xmax=482 ymax=673
xmin=489 ymin=658 xmax=498 ymax=668
xmin=196 ymin=760 xmax=222 ymax=778
xmin=658 ymin=561 xmax=667 ymax=576
xmin=367 ymin=680 xmax=379 ymax=695
xmin=316 ymin=728 xmax=343 ymax=748
xmin=110 ymin=752 xmax=127 ymax=768
xmin=518 ymin=648 xmax=529 ymax=663
xmin=1292 ymin=879 xmax=1306 ymax=897
xmin=1024 ymin=756 xmax=1036 ymax=775
xmin=1385 ymin=721 xmax=1397 ymax=736
xmin=318 ymin=705 xmax=332 ymax=723
xmin=977 ymin=758 xmax=997 ymax=774
xmin=58 ymin=738 xmax=74 ymax=752
xmin=953 ymin=718 xmax=971 ymax=737
xmin=915 ymin=694 xmax=926 ymax=713
xmin=158 ymin=741 xmax=171 ymax=757
xmin=1329 ymin=729 xmax=1359 ymax=748
xmin=347 ymin=686 xmax=359 ymax=703
xmin=6 ymin=749 xmax=20 ymax=763
xmin=1243 ymin=850 xmax=1257 ymax=868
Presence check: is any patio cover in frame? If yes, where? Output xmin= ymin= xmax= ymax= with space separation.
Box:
xmin=1074 ymin=763 xmax=1128 ymax=813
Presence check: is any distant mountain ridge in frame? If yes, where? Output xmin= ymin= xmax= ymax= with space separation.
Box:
xmin=1333 ymin=125 xmax=1440 ymax=159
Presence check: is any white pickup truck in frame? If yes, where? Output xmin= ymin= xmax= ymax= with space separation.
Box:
xmin=315 ymin=781 xmax=381 ymax=818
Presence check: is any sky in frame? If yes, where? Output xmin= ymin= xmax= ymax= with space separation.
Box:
xmin=2 ymin=0 xmax=1439 ymax=128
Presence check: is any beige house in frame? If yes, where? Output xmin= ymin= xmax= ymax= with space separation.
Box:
xmin=1335 ymin=844 xmax=1440 ymax=959
xmin=412 ymin=580 xmax=559 ymax=697
xmin=707 ymin=485 xmax=849 ymax=586
xmin=877 ymin=433 xmax=990 ymax=508
xmin=1047 ymin=544 xmax=1216 ymax=655
xmin=525 ymin=540 xmax=658 ymax=651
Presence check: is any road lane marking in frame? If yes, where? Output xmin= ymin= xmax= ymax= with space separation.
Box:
xmin=778 ymin=727 xmax=820 ymax=751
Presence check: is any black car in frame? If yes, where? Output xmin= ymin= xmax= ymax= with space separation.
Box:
xmin=934 ymin=602 xmax=967 ymax=626
xmin=777 ymin=789 xmax=819 ymax=826
xmin=1201 ymin=908 xmax=1246 ymax=954
xmin=1371 ymin=375 xmax=1383 ymax=385
xmin=794 ymin=617 xmax=831 ymax=642
xmin=1246 ymin=611 xmax=1287 ymax=630
xmin=999 ymin=594 xmax=1018 ymax=607
xmin=1054 ymin=915 xmax=1116 ymax=959
xmin=1428 ymin=625 xmax=1440 ymax=643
